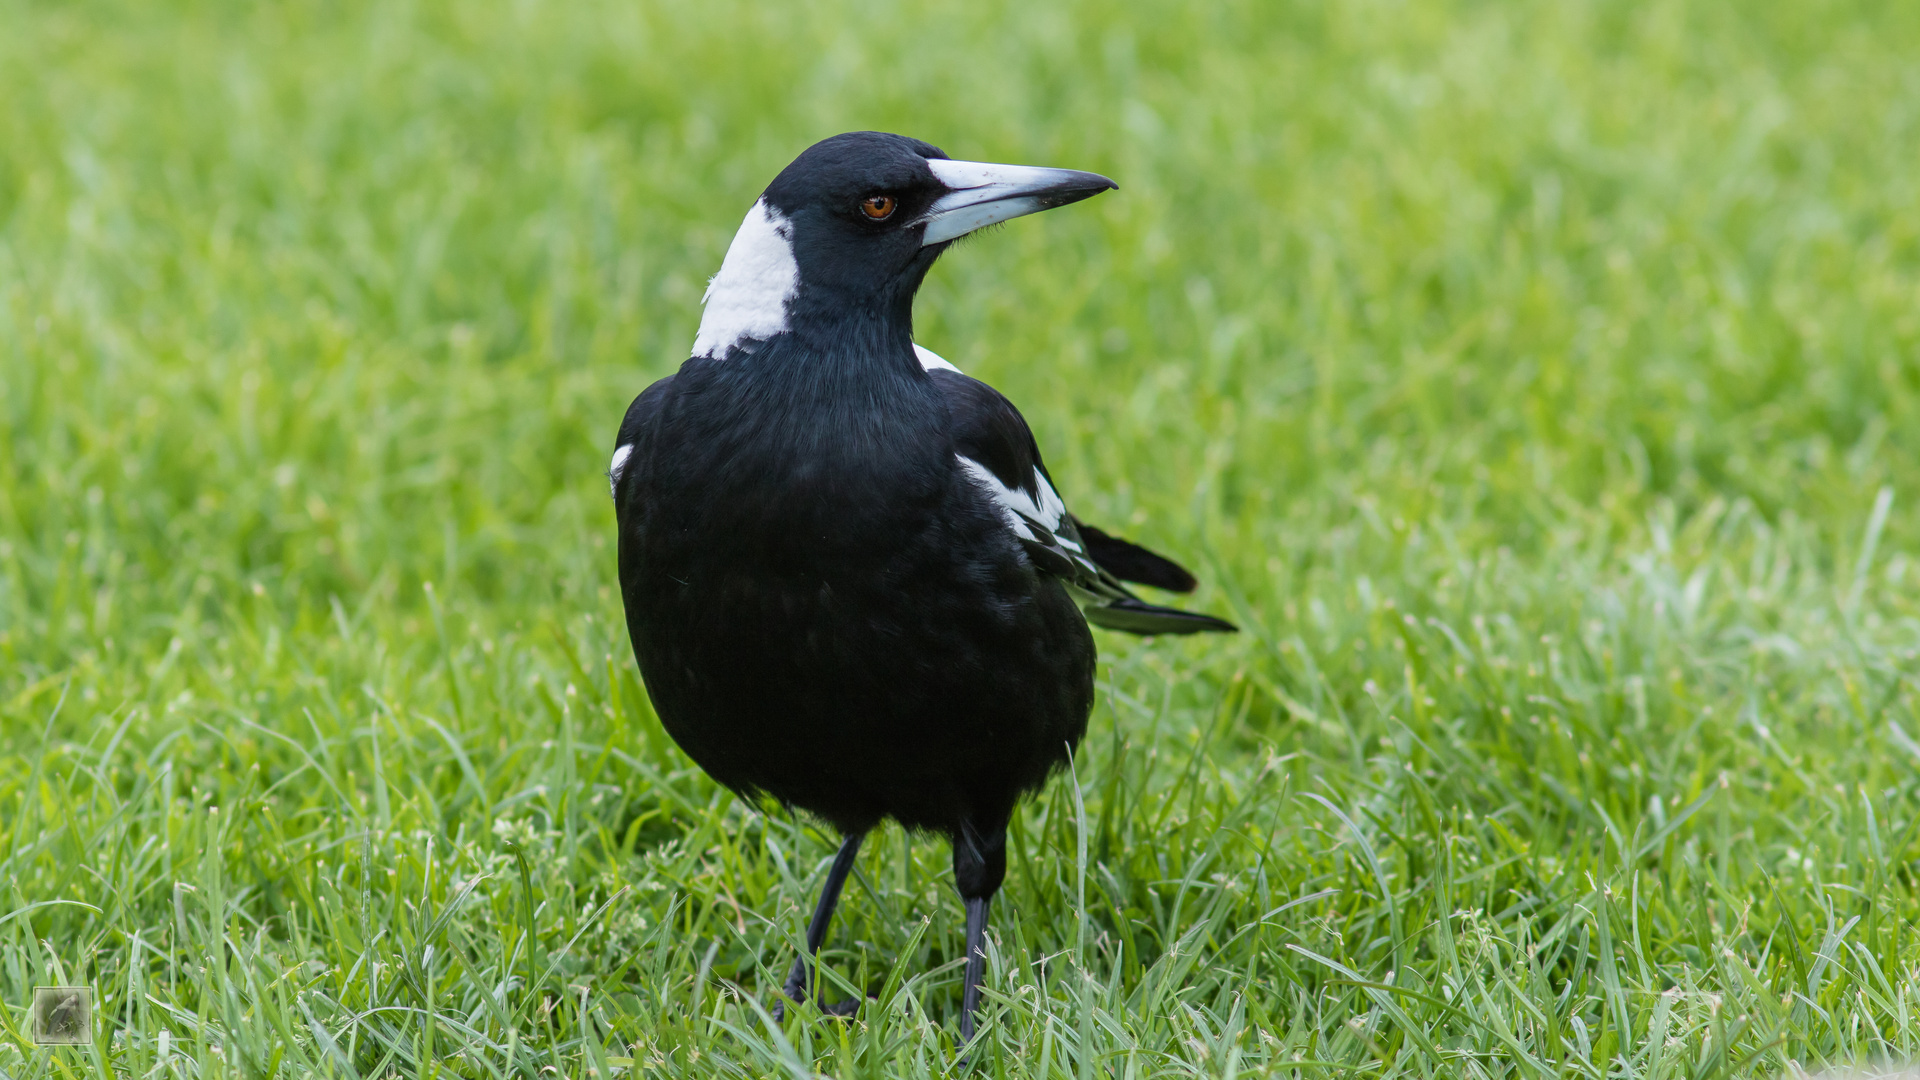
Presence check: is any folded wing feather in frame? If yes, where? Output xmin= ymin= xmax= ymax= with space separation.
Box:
xmin=931 ymin=368 xmax=1235 ymax=636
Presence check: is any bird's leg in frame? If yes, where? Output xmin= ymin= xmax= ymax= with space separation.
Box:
xmin=776 ymin=829 xmax=867 ymax=1017
xmin=950 ymin=819 xmax=1008 ymax=1051
xmin=960 ymin=892 xmax=992 ymax=1043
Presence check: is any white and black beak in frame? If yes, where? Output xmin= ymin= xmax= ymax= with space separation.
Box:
xmin=920 ymin=159 xmax=1118 ymax=245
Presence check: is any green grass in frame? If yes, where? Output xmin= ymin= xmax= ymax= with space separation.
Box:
xmin=4 ymin=0 xmax=1920 ymax=1075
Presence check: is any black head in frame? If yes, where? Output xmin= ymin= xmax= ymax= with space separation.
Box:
xmin=761 ymin=132 xmax=954 ymax=310
xmin=690 ymin=132 xmax=1115 ymax=360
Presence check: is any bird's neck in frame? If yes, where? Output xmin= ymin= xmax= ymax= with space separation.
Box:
xmin=728 ymin=284 xmax=924 ymax=386
xmin=676 ymin=297 xmax=946 ymax=513
xmin=791 ymin=306 xmax=914 ymax=367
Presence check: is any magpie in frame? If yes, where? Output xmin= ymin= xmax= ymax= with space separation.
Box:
xmin=610 ymin=131 xmax=1235 ymax=1046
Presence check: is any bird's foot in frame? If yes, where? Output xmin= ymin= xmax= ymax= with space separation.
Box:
xmin=772 ymin=991 xmax=863 ymax=1022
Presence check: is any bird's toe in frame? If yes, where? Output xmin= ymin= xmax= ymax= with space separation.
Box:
xmin=772 ymin=994 xmax=864 ymax=1022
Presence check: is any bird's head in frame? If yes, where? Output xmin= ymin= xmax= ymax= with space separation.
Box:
xmin=691 ymin=131 xmax=1116 ymax=361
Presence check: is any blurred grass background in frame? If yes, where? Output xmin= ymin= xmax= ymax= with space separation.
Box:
xmin=3 ymin=0 xmax=1919 ymax=1075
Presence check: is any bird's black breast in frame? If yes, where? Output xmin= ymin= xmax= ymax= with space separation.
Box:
xmin=612 ymin=347 xmax=1094 ymax=835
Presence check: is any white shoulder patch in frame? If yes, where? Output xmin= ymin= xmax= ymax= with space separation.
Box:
xmin=691 ymin=199 xmax=799 ymax=360
xmin=914 ymin=344 xmax=961 ymax=373
xmin=608 ymin=444 xmax=633 ymax=497
xmin=956 ymin=455 xmax=1068 ymax=539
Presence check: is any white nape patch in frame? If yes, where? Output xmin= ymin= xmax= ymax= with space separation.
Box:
xmin=691 ymin=199 xmax=799 ymax=359
xmin=608 ymin=444 xmax=633 ymax=497
xmin=914 ymin=344 xmax=960 ymax=373
xmin=956 ymin=455 xmax=1068 ymax=541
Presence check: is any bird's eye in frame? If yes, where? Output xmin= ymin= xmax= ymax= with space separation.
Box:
xmin=859 ymin=195 xmax=897 ymax=220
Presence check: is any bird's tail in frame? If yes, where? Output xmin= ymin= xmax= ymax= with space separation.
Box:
xmin=1082 ymin=597 xmax=1237 ymax=636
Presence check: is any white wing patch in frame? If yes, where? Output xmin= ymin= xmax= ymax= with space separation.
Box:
xmin=608 ymin=443 xmax=633 ymax=497
xmin=691 ymin=199 xmax=799 ymax=360
xmin=955 ymin=455 xmax=1075 ymax=549
xmin=914 ymin=344 xmax=961 ymax=373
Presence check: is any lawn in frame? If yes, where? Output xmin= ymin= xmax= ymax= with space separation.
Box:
xmin=3 ymin=0 xmax=1920 ymax=1075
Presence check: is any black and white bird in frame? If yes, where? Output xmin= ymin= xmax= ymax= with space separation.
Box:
xmin=610 ymin=131 xmax=1234 ymax=1046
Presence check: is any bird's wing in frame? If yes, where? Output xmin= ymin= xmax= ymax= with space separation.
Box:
xmin=929 ymin=367 xmax=1235 ymax=636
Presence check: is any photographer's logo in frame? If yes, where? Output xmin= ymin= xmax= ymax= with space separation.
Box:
xmin=32 ymin=986 xmax=92 ymax=1045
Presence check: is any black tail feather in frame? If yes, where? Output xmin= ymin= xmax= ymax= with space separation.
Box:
xmin=1083 ymin=597 xmax=1237 ymax=636
xmin=1075 ymin=521 xmax=1199 ymax=592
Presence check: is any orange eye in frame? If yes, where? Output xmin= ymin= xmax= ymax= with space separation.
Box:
xmin=860 ymin=195 xmax=896 ymax=220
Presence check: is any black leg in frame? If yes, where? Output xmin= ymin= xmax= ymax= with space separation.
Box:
xmin=959 ymin=893 xmax=992 ymax=1044
xmin=776 ymin=829 xmax=866 ymax=1017
xmin=950 ymin=820 xmax=1008 ymax=1052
